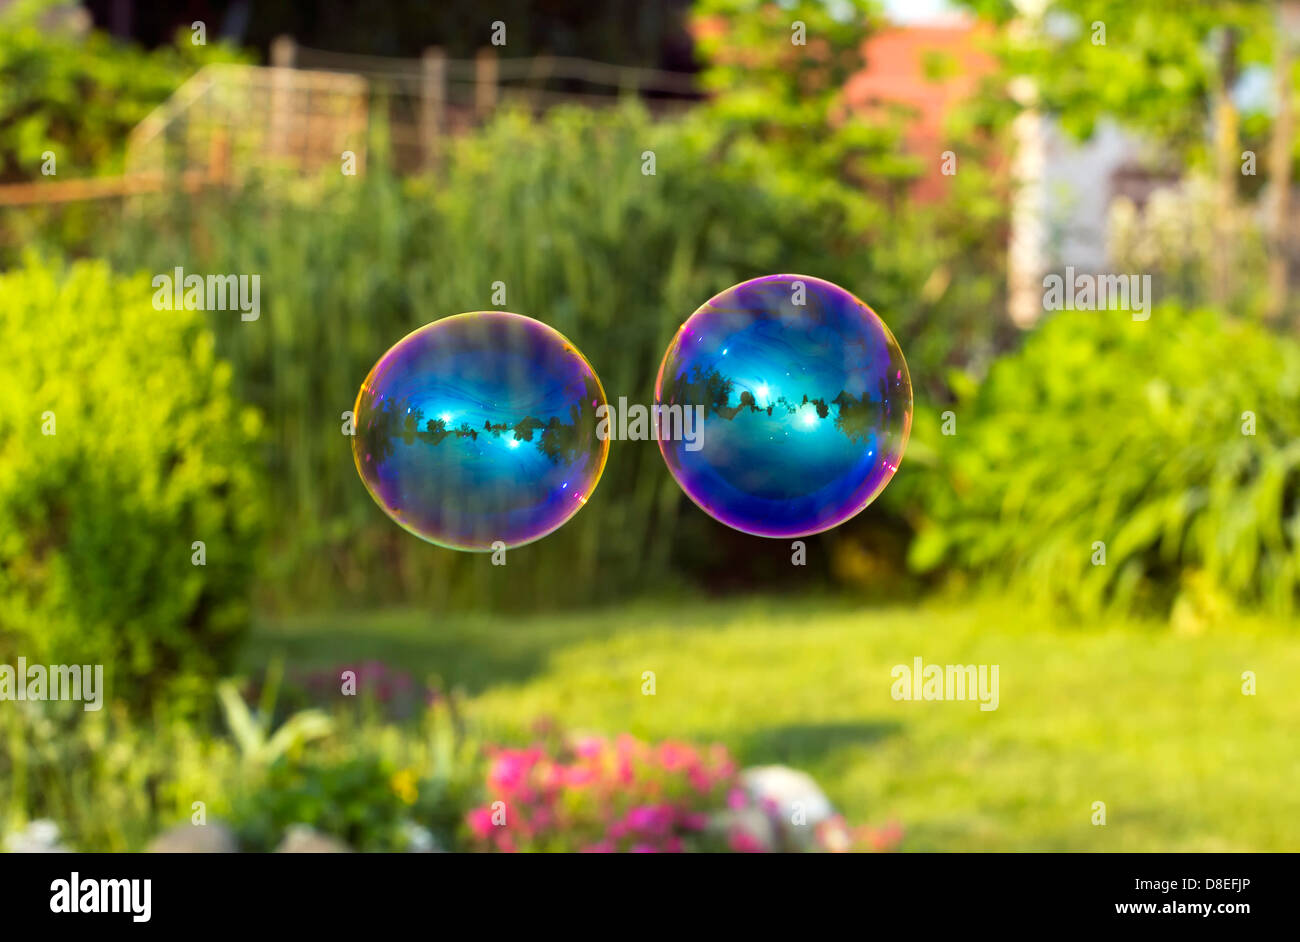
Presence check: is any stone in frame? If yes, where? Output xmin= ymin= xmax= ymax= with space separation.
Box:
xmin=275 ymin=825 xmax=351 ymax=853
xmin=146 ymin=821 xmax=239 ymax=853
xmin=740 ymin=765 xmax=836 ymax=851
xmin=3 ymin=819 xmax=69 ymax=853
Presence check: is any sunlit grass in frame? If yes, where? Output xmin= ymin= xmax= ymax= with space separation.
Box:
xmin=248 ymin=596 xmax=1300 ymax=851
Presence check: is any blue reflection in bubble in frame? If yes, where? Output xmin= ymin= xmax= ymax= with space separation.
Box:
xmin=655 ymin=275 xmax=911 ymax=538
xmin=353 ymin=312 xmax=608 ymax=551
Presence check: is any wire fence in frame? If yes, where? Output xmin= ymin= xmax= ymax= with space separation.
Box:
xmin=0 ymin=41 xmax=701 ymax=206
xmin=288 ymin=40 xmax=701 ymax=171
xmin=125 ymin=63 xmax=370 ymax=182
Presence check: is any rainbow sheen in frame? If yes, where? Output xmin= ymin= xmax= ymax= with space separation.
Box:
xmin=353 ymin=312 xmax=608 ymax=551
xmin=654 ymin=274 xmax=911 ymax=539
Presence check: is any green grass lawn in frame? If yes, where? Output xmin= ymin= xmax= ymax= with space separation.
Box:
xmin=246 ymin=596 xmax=1300 ymax=851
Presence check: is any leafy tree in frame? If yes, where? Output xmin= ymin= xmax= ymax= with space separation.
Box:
xmin=690 ymin=0 xmax=914 ymax=225
xmin=958 ymin=0 xmax=1274 ymax=166
xmin=0 ymin=0 xmax=247 ymax=181
xmin=957 ymin=0 xmax=1297 ymax=318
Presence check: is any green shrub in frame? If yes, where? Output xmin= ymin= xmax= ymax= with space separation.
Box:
xmin=1 ymin=673 xmax=478 ymax=851
xmin=0 ymin=258 xmax=266 ymax=706
xmin=229 ymin=755 xmax=415 ymax=852
xmin=0 ymin=0 xmax=247 ymax=181
xmin=908 ymin=307 xmax=1300 ymax=618
xmin=0 ymin=699 xmax=242 ymax=851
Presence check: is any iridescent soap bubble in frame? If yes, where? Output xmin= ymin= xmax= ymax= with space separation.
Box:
xmin=353 ymin=312 xmax=608 ymax=551
xmin=654 ymin=275 xmax=911 ymax=539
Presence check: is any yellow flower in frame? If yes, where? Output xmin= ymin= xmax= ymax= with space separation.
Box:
xmin=390 ymin=768 xmax=419 ymax=805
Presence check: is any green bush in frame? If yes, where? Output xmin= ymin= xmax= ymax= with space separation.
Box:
xmin=0 ymin=258 xmax=265 ymax=706
xmin=908 ymin=307 xmax=1300 ymax=618
xmin=0 ymin=0 xmax=247 ymax=181
xmin=217 ymin=666 xmax=474 ymax=852
xmin=230 ymin=755 xmax=416 ymax=852
xmin=1 ymin=673 xmax=478 ymax=851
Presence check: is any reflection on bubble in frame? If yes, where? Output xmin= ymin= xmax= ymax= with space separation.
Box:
xmin=654 ymin=274 xmax=912 ymax=538
xmin=353 ymin=312 xmax=608 ymax=551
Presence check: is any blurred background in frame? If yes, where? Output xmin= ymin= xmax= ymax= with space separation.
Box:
xmin=1 ymin=0 xmax=1298 ymax=853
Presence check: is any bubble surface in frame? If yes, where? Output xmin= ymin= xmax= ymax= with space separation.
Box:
xmin=654 ymin=274 xmax=911 ymax=538
xmin=353 ymin=312 xmax=608 ymax=551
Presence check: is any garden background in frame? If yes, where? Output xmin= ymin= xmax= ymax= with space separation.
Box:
xmin=1 ymin=0 xmax=1298 ymax=852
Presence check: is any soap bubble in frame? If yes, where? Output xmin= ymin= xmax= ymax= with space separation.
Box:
xmin=353 ymin=312 xmax=608 ymax=551
xmin=654 ymin=275 xmax=911 ymax=538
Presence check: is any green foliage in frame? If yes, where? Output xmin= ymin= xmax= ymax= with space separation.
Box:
xmin=230 ymin=755 xmax=419 ymax=852
xmin=957 ymin=0 xmax=1276 ymax=169
xmin=0 ymin=678 xmax=479 ymax=852
xmin=909 ymin=307 xmax=1300 ymax=617
xmin=0 ymin=258 xmax=266 ymax=706
xmin=0 ymin=700 xmax=242 ymax=851
xmin=218 ymin=678 xmax=333 ymax=766
xmin=0 ymin=0 xmax=247 ymax=181
xmin=690 ymin=0 xmax=915 ymax=223
xmin=217 ymin=662 xmax=470 ymax=852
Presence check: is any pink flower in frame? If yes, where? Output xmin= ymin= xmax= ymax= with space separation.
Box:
xmin=534 ymin=758 xmax=557 ymax=781
xmin=688 ymin=768 xmax=715 ymax=794
xmin=864 ymin=820 xmax=905 ymax=852
xmin=470 ymin=731 xmax=751 ymax=852
xmin=564 ymin=764 xmax=599 ymax=788
xmin=487 ymin=748 xmax=543 ymax=793
xmin=615 ymin=733 xmax=647 ymax=763
xmin=728 ymin=830 xmax=765 ymax=853
xmin=625 ymin=804 xmax=672 ymax=836
xmin=681 ymin=812 xmax=709 ymax=831
xmin=573 ymin=736 xmax=605 ymax=759
xmin=467 ymin=807 xmax=495 ymax=839
xmin=657 ymin=741 xmax=697 ymax=772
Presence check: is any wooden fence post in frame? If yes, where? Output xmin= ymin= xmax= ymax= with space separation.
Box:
xmin=270 ymin=35 xmax=297 ymax=160
xmin=271 ymin=34 xmax=297 ymax=68
xmin=421 ymin=47 xmax=447 ymax=171
xmin=1267 ymin=2 xmax=1300 ymax=323
xmin=475 ymin=47 xmax=498 ymax=120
